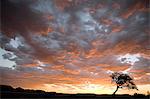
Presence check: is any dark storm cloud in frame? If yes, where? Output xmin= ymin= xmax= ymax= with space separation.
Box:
xmin=1 ymin=0 xmax=56 ymax=62
xmin=1 ymin=0 xmax=49 ymax=36
xmin=1 ymin=0 xmax=149 ymax=65
xmin=1 ymin=0 xmax=149 ymax=52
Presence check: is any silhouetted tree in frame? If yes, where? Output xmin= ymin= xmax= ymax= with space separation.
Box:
xmin=110 ymin=72 xmax=138 ymax=95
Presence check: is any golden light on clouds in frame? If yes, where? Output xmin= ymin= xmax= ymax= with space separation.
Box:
xmin=43 ymin=83 xmax=113 ymax=94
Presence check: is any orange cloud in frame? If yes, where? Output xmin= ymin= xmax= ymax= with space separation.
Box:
xmin=100 ymin=18 xmax=113 ymax=25
xmin=40 ymin=27 xmax=53 ymax=36
xmin=112 ymin=3 xmax=120 ymax=9
xmin=54 ymin=0 xmax=71 ymax=11
xmin=121 ymin=1 xmax=148 ymax=19
xmin=23 ymin=63 xmax=38 ymax=67
xmin=102 ymin=65 xmax=130 ymax=71
xmin=111 ymin=25 xmax=124 ymax=33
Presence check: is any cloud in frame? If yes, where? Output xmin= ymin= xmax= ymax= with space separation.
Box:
xmin=129 ymin=57 xmax=150 ymax=78
xmin=1 ymin=0 xmax=49 ymax=35
xmin=0 ymin=0 xmax=149 ymax=94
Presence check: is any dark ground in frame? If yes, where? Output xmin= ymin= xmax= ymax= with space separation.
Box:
xmin=0 ymin=85 xmax=149 ymax=99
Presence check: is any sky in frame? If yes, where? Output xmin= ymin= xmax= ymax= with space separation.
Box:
xmin=0 ymin=0 xmax=150 ymax=95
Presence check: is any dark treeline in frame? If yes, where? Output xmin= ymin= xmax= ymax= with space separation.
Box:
xmin=0 ymin=85 xmax=149 ymax=99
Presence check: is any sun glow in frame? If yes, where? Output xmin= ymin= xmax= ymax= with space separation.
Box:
xmin=43 ymin=83 xmax=114 ymax=94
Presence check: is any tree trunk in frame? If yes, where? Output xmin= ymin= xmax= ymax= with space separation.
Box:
xmin=113 ymin=86 xmax=119 ymax=95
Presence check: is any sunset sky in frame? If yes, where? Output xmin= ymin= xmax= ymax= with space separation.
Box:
xmin=0 ymin=0 xmax=150 ymax=95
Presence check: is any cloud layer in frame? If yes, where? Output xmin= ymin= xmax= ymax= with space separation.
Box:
xmin=0 ymin=0 xmax=149 ymax=94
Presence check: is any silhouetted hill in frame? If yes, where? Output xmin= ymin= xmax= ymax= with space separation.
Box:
xmin=0 ymin=85 xmax=149 ymax=99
